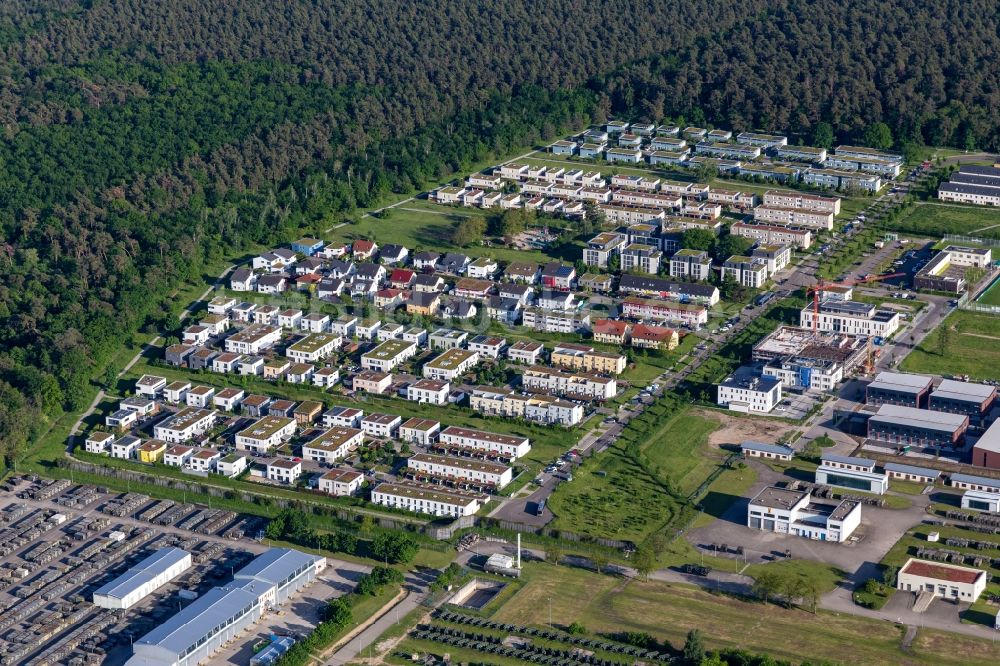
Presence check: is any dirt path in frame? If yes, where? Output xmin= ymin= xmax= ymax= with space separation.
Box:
xmin=960 ymin=331 xmax=1000 ymax=341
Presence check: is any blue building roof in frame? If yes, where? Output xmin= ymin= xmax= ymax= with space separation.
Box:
xmin=951 ymin=473 xmax=1000 ymax=488
xmin=741 ymin=441 xmax=794 ymax=456
xmin=134 ymin=548 xmax=322 ymax=659
xmin=883 ymin=462 xmax=941 ymax=479
xmin=820 ymin=451 xmax=875 ymax=469
xmin=136 ymin=584 xmax=261 ymax=656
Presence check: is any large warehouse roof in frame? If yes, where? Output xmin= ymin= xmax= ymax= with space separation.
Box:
xmin=931 ymin=379 xmax=996 ymax=403
xmin=135 ymin=584 xmax=261 ymax=657
xmin=867 ymin=372 xmax=932 ymax=395
xmin=93 ymin=547 xmax=190 ymax=601
xmin=132 ymin=548 xmax=324 ymax=661
xmin=232 ymin=547 xmax=320 ymax=587
xmin=871 ymin=404 xmax=968 ymax=433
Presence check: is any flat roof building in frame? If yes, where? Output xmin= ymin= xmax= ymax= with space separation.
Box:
xmin=93 ymin=548 xmax=192 ymax=610
xmin=867 ymin=404 xmax=969 ymax=448
xmin=717 ymin=367 xmax=782 ymax=414
xmin=747 ymin=486 xmax=860 ymax=543
xmin=816 ymin=452 xmax=888 ymax=495
xmin=865 ymin=371 xmax=933 ymax=408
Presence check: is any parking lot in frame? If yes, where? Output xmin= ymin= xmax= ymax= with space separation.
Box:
xmin=0 ymin=475 xmax=366 ymax=665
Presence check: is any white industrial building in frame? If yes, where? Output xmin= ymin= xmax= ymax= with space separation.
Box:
xmin=961 ymin=489 xmax=1000 ymax=513
xmin=897 ymin=558 xmax=987 ymax=603
xmin=746 ymin=487 xmax=861 ymax=543
xmin=126 ymin=548 xmax=326 ymax=666
xmin=717 ymin=368 xmax=782 ymax=413
xmin=800 ymin=300 xmax=900 ymax=339
xmin=93 ymin=548 xmax=192 ymax=610
xmin=815 ymin=452 xmax=888 ymax=495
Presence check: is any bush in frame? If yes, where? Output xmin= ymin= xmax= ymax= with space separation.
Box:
xmin=567 ymin=622 xmax=587 ymax=635
xmin=356 ymin=566 xmax=405 ymax=595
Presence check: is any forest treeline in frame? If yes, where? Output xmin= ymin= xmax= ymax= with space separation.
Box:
xmin=1 ymin=0 xmax=1000 ymax=459
xmin=597 ymin=0 xmax=1000 ymax=150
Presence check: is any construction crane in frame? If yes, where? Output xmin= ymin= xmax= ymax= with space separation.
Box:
xmin=805 ymin=272 xmax=906 ymax=333
xmin=805 ymin=272 xmax=905 ymax=374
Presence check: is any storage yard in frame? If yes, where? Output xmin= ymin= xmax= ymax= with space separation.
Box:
xmin=0 ymin=475 xmax=357 ymax=666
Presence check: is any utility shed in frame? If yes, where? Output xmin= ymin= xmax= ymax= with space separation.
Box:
xmin=93 ymin=547 xmax=192 ymax=610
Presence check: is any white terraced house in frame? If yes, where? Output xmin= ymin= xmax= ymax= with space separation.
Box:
xmin=407 ymin=453 xmax=513 ymax=489
xmin=438 ymin=426 xmax=531 ymax=460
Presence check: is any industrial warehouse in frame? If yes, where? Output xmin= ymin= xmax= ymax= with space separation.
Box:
xmin=126 ymin=548 xmax=326 ymax=666
xmin=92 ymin=547 xmax=192 ymax=610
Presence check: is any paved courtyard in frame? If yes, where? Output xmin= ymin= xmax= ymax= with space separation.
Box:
xmin=687 ymin=461 xmax=930 ymax=576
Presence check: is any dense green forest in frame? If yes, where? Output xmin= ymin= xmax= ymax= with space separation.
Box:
xmin=1 ymin=0 xmax=1000 ymax=460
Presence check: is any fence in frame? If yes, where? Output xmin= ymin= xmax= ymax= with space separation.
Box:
xmin=942 ymin=234 xmax=1000 ymax=248
xmin=962 ymin=302 xmax=1000 ymax=315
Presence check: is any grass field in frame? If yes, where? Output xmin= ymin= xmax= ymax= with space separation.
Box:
xmin=900 ymin=310 xmax=1000 ymax=381
xmin=546 ymin=407 xmax=721 ymax=542
xmin=640 ymin=410 xmax=723 ymax=496
xmin=976 ymin=275 xmax=1000 ymax=306
xmin=326 ymin=200 xmax=583 ymax=266
xmin=888 ymin=202 xmax=1000 ymax=240
xmin=472 ymin=562 xmax=1000 ymax=666
xmin=744 ymin=559 xmax=847 ymax=595
xmin=545 ymin=438 xmax=688 ymax=543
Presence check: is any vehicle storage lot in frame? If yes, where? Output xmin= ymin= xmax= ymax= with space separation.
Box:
xmin=0 ymin=475 xmax=365 ymax=665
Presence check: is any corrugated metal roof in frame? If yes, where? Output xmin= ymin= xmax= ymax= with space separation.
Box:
xmin=951 ymin=473 xmax=1000 ymax=488
xmin=134 ymin=548 xmax=322 ymax=658
xmin=741 ymin=441 xmax=794 ymax=456
xmin=820 ymin=452 xmax=875 ymax=469
xmin=931 ymin=379 xmax=996 ymax=402
xmin=93 ymin=548 xmax=190 ymax=600
xmin=868 ymin=372 xmax=933 ymax=394
xmin=884 ymin=462 xmax=941 ymax=479
xmin=973 ymin=420 xmax=1000 ymax=454
xmin=872 ymin=404 xmax=968 ymax=431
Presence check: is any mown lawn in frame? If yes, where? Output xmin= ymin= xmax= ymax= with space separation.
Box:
xmin=889 ymin=202 xmax=1000 ymax=240
xmin=900 ymin=310 xmax=1000 ymax=381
